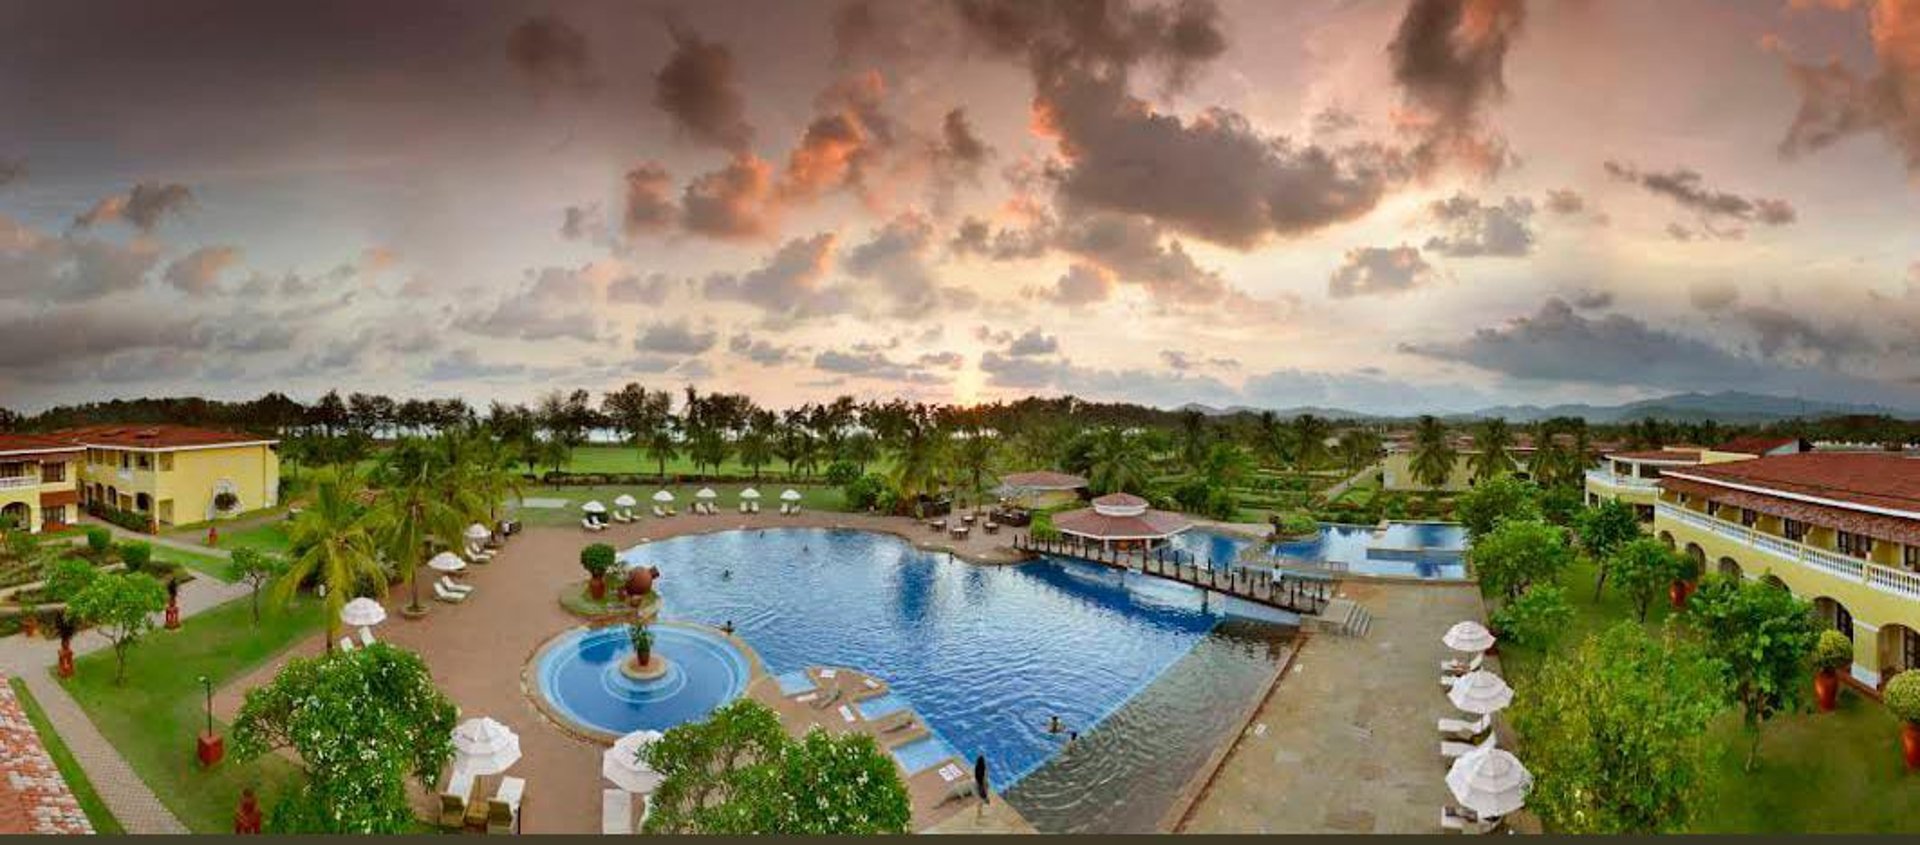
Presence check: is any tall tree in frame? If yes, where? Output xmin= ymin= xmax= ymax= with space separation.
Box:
xmin=1684 ymin=574 xmax=1821 ymax=770
xmin=274 ymin=468 xmax=386 ymax=651
xmin=1467 ymin=417 xmax=1515 ymax=482
xmin=1409 ymin=415 xmax=1457 ymax=492
xmin=1576 ymin=500 xmax=1642 ymax=599
xmin=1290 ymin=414 xmax=1331 ymax=471
xmin=1086 ymin=428 xmax=1151 ymax=496
xmin=1335 ymin=427 xmax=1380 ymax=476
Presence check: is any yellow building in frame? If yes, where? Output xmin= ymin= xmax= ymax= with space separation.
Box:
xmin=1585 ymin=438 xmax=1808 ymax=523
xmin=0 ymin=435 xmax=84 ymax=534
xmin=1653 ymin=452 xmax=1920 ymax=689
xmin=61 ymin=424 xmax=280 ymax=530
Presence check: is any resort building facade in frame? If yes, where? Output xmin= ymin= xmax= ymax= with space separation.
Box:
xmin=0 ymin=435 xmax=84 ymax=534
xmin=59 ymin=424 xmax=280 ymax=530
xmin=1584 ymin=438 xmax=1808 ymax=522
xmin=1652 ymin=452 xmax=1920 ymax=688
xmin=995 ymin=471 xmax=1089 ymax=509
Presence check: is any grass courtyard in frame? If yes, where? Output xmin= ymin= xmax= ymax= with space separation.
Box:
xmin=507 ymin=481 xmax=856 ymax=527
xmin=1499 ymin=556 xmax=1920 ymax=832
xmin=8 ymin=678 xmax=123 ymax=834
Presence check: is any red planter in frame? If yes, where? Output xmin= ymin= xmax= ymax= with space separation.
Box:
xmin=588 ymin=576 xmax=606 ymax=600
xmin=197 ymin=731 xmax=224 ymax=768
xmin=1814 ymin=668 xmax=1839 ymax=713
xmin=1668 ymin=579 xmax=1696 ymax=610
xmin=165 ymin=602 xmax=181 ymax=630
xmin=1904 ymin=722 xmax=1920 ymax=771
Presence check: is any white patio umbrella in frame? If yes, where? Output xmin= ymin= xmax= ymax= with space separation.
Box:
xmin=428 ymin=551 xmax=467 ymax=573
xmin=613 ymin=494 xmax=638 ymax=508
xmin=451 ymin=717 xmax=522 ymax=776
xmin=602 ymin=729 xmax=664 ymax=793
xmin=464 ymin=523 xmax=491 ymax=542
xmin=695 ymin=487 xmax=717 ymax=500
xmin=582 ymin=500 xmax=608 ymax=514
xmin=1447 ymin=670 xmax=1515 ymax=715
xmin=1443 ymin=620 xmax=1496 ymax=653
xmin=340 ymin=597 xmax=386 ymax=628
xmin=652 ymin=490 xmax=676 ymax=503
xmin=739 ymin=488 xmax=761 ymax=500
xmin=1446 ymin=745 xmax=1532 ymax=819
xmin=780 ymin=489 xmax=802 ymax=502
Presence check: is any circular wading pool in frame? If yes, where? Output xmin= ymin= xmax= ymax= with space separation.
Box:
xmin=532 ymin=623 xmax=752 ymax=739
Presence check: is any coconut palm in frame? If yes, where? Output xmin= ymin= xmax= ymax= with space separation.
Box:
xmin=1290 ymin=414 xmax=1331 ymax=472
xmin=1467 ymin=418 xmax=1515 ymax=483
xmin=1256 ymin=411 xmax=1294 ymax=470
xmin=274 ymin=467 xmax=385 ymax=651
xmin=950 ymin=429 xmax=998 ymax=514
xmin=366 ymin=438 xmax=479 ymax=614
xmin=1086 ymin=428 xmax=1151 ymax=496
xmin=1410 ymin=415 xmax=1457 ymax=492
xmin=888 ymin=424 xmax=946 ymax=516
xmin=1524 ymin=420 xmax=1561 ymax=487
xmin=1336 ymin=428 xmax=1381 ymax=476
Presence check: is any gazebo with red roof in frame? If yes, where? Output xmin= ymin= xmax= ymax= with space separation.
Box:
xmin=1051 ymin=492 xmax=1193 ymax=551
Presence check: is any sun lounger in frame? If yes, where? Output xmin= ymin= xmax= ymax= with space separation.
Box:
xmin=1441 ymin=734 xmax=1497 ymax=760
xmin=819 ymin=668 xmax=838 ymax=679
xmin=793 ymin=692 xmax=818 ymax=704
xmin=435 ymin=582 xmax=469 ymax=603
xmin=791 ymin=504 xmax=802 ymax=514
xmin=652 ymin=505 xmax=666 ymax=518
xmin=838 ymin=704 xmax=858 ymax=723
xmin=749 ymin=501 xmax=760 ymax=513
xmin=810 ymin=688 xmax=842 ymax=710
xmin=582 ymin=517 xmax=606 ymax=532
xmin=338 ymin=636 xmax=356 ymax=652
xmin=439 ymin=576 xmax=474 ymax=595
xmin=1438 ymin=713 xmax=1492 ymax=740
xmin=601 ymin=788 xmax=631 ymax=835
xmin=1441 ymin=806 xmax=1499 ymax=834
xmin=360 ymin=627 xmax=377 ymax=648
xmin=1441 ymin=653 xmax=1485 ymax=676
xmin=487 ymin=776 xmax=524 ymax=834
xmin=739 ymin=501 xmax=749 ymax=514
xmin=863 ymin=677 xmax=881 ymax=690
xmin=879 ymin=711 xmax=916 ymax=733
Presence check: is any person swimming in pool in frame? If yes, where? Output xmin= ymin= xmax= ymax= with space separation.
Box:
xmin=1047 ymin=714 xmax=1063 ymax=734
xmin=722 ymin=568 xmax=732 ymax=580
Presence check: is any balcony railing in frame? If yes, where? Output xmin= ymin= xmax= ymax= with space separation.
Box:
xmin=1586 ymin=469 xmax=1659 ymax=490
xmin=1656 ymin=502 xmax=1920 ymax=601
xmin=0 ymin=476 xmax=37 ymax=490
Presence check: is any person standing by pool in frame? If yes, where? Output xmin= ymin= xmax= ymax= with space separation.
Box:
xmin=974 ymin=755 xmax=989 ymax=805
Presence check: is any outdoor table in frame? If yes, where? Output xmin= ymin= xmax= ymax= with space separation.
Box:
xmin=950 ymin=526 xmax=969 ymax=540
xmin=930 ymin=520 xmax=946 ymax=532
xmin=983 ymin=522 xmax=999 ymax=535
xmin=961 ymin=514 xmax=975 ymax=524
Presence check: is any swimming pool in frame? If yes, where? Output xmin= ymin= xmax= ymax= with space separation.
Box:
xmin=624 ymin=528 xmax=1285 ymax=799
xmin=1171 ymin=521 xmax=1469 ymax=579
xmin=533 ymin=624 xmax=753 ymax=737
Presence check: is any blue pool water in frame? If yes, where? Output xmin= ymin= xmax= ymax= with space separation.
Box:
xmin=891 ymin=735 xmax=963 ymax=774
xmin=535 ymin=625 xmax=753 ymax=736
xmin=1171 ymin=521 xmax=1469 ymax=579
xmin=857 ymin=692 xmax=912 ymax=720
xmin=624 ymin=528 xmax=1253 ymax=791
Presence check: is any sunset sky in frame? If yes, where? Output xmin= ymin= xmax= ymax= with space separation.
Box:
xmin=2 ymin=0 xmax=1918 ymax=414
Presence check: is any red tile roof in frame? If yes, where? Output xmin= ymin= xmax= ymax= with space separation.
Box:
xmin=0 ymin=435 xmax=83 ymax=457
xmin=1000 ymin=471 xmax=1089 ymax=490
xmin=1664 ymin=452 xmax=1920 ymax=516
xmin=52 ymin=424 xmax=275 ymax=450
xmin=1053 ymin=507 xmax=1192 ymax=540
xmin=1661 ymin=476 xmax=1920 ymax=545
xmin=1714 ymin=436 xmax=1804 ymax=456
xmin=1091 ymin=492 xmax=1149 ymax=508
xmin=1605 ymin=449 xmax=1704 ymax=463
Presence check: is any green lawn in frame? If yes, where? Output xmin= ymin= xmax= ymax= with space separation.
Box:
xmin=1502 ymin=556 xmax=1920 ymax=832
xmin=60 ymin=595 xmax=323 ymax=832
xmin=8 ymin=677 xmax=123 ymax=834
xmin=554 ymin=444 xmax=893 ymax=479
xmin=151 ymin=546 xmax=233 ymax=583
xmin=508 ymin=481 xmax=855 ymax=527
xmin=206 ymin=522 xmax=291 ymax=557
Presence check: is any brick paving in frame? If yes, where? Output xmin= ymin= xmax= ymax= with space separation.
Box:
xmin=0 ymin=676 xmax=92 ymax=834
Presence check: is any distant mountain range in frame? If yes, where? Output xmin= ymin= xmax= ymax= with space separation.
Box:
xmin=1178 ymin=391 xmax=1915 ymax=423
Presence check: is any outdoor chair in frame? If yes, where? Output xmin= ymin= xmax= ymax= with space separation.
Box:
xmin=439 ymin=794 xmax=468 ymax=830
xmin=435 ymin=582 xmax=469 ymax=604
xmin=601 ymin=788 xmax=632 ymax=835
xmin=1441 ymin=806 xmax=1499 ymax=834
xmin=439 ymin=576 xmax=474 ymax=595
xmin=749 ymin=501 xmax=760 ymax=513
xmin=780 ymin=503 xmax=792 ymax=515
xmin=487 ymin=776 xmax=524 ymax=834
xmin=338 ymin=637 xmax=356 ymax=652
xmin=582 ymin=518 xmax=605 ymax=532
xmin=1437 ymin=713 xmax=1492 ymax=740
xmin=1441 ymin=653 xmax=1485 ymax=676
xmin=360 ymin=627 xmax=377 ymax=648
xmin=810 ymin=687 xmax=843 ymax=710
xmin=791 ymin=504 xmax=802 ymax=515
xmin=739 ymin=501 xmax=750 ymax=514
xmin=1440 ymin=733 xmax=1497 ymax=761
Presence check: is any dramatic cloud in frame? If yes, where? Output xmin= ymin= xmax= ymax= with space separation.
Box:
xmin=635 ymin=318 xmax=718 ymax=354
xmin=1056 ymin=213 xmax=1229 ymax=303
xmin=701 ymin=233 xmax=851 ymax=319
xmin=1422 ymin=193 xmax=1535 ymax=257
xmin=1544 ymin=188 xmax=1586 ymax=215
xmin=608 ymin=273 xmax=675 ymax=305
xmin=0 ymin=305 xmax=206 ymax=374
xmin=1006 ymin=328 xmax=1059 ymax=357
xmin=778 ymin=71 xmax=902 ymax=204
xmin=1570 ymin=289 xmax=1615 ymax=310
xmin=950 ymin=214 xmax=1051 ymax=261
xmin=1604 ymin=161 xmax=1798 ymax=236
xmin=1328 ymin=245 xmax=1436 ymax=298
xmin=623 ymin=162 xmax=678 ymax=235
xmin=813 ymin=347 xmax=949 ymax=384
xmin=462 ymin=266 xmax=600 ymax=342
xmin=681 ymin=155 xmax=780 ymax=240
xmin=1776 ymin=0 xmax=1920 ymax=176
xmin=728 ymin=333 xmax=797 ymax=365
xmin=1406 ymin=297 xmax=1771 ymax=389
xmin=977 ymin=351 xmax=1239 ymax=407
xmin=161 ymin=246 xmax=240 ymax=297
xmin=1734 ymin=304 xmax=1876 ymax=362
xmin=1160 ymin=350 xmax=1237 ymax=371
xmin=1034 ymin=262 xmax=1116 ymax=306
xmin=506 ymin=14 xmax=598 ymax=92
xmin=0 ymin=214 xmax=161 ymax=302
xmin=1690 ymin=280 xmax=1741 ymax=311
xmin=72 ymin=182 xmax=194 ymax=233
xmin=654 ymin=26 xmax=756 ymax=154
xmin=424 ymin=347 xmax=528 ymax=382
xmin=843 ymin=213 xmax=975 ymax=318
xmin=1388 ymin=0 xmax=1527 ymax=177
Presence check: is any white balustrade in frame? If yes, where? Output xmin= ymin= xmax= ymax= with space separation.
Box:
xmin=0 ymin=476 xmax=37 ymax=490
xmin=1656 ymin=502 xmax=1904 ymax=601
xmin=1587 ymin=469 xmax=1659 ymax=490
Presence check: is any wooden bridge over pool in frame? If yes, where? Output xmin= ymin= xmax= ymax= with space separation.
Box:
xmin=1011 ymin=533 xmax=1336 ymax=616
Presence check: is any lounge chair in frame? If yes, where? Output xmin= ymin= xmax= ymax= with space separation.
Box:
xmin=750 ymin=501 xmax=760 ymax=514
xmin=467 ymin=542 xmax=496 ymax=559
xmin=838 ymin=704 xmax=858 ymax=723
xmin=937 ymin=763 xmax=976 ymax=803
xmin=466 ymin=550 xmax=493 ymax=567
xmin=487 ymin=776 xmax=524 ymax=834
xmin=582 ymin=517 xmax=606 ymax=532
xmin=1441 ymin=806 xmax=1499 ymax=834
xmin=1441 ymin=734 xmax=1497 ymax=760
xmin=879 ymin=711 xmax=916 ymax=733
xmin=791 ymin=504 xmax=802 ymax=515
xmin=338 ymin=637 xmax=356 ymax=652
xmin=440 ymin=794 xmax=468 ymax=830
xmin=1441 ymin=653 xmax=1485 ymax=676
xmin=359 ymin=627 xmax=377 ymax=648
xmin=1438 ymin=713 xmax=1492 ymax=740
xmin=602 ymin=788 xmax=632 ymax=835
xmin=439 ymin=576 xmax=474 ymax=595
xmin=739 ymin=501 xmax=750 ymax=514
xmin=651 ymin=505 xmax=664 ymax=518
xmin=435 ymin=582 xmax=469 ymax=604
xmin=810 ymin=687 xmax=843 ymax=710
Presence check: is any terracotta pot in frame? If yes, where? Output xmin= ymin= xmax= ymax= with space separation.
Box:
xmin=1668 ymin=579 xmax=1695 ymax=610
xmin=1904 ymin=722 xmax=1920 ymax=771
xmin=57 ymin=644 xmax=74 ymax=678
xmin=588 ymin=575 xmax=606 ymax=600
xmin=165 ymin=602 xmax=181 ymax=630
xmin=1815 ymin=668 xmax=1839 ymax=712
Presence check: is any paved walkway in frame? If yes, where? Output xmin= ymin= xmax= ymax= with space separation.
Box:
xmin=1179 ymin=580 xmax=1488 ymax=834
xmin=0 ymin=518 xmax=248 ymax=835
xmin=1321 ymin=462 xmax=1382 ymax=503
xmin=0 ymin=677 xmax=92 ymax=833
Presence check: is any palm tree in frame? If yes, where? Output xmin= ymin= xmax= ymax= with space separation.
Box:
xmin=1177 ymin=410 xmax=1210 ymax=472
xmin=842 ymin=431 xmax=880 ymax=475
xmin=365 ymin=438 xmax=479 ymax=614
xmin=273 ymin=467 xmax=386 ymax=651
xmin=1410 ymin=415 xmax=1457 ymax=492
xmin=645 ymin=423 xmax=680 ymax=481
xmin=1336 ymin=428 xmax=1381 ymax=475
xmin=1086 ymin=428 xmax=1151 ymax=495
xmin=1201 ymin=441 xmax=1253 ymax=489
xmin=951 ymin=430 xmax=998 ymax=514
xmin=467 ymin=430 xmax=524 ymax=524
xmin=888 ymin=424 xmax=945 ymax=517
xmin=736 ymin=425 xmax=772 ymax=480
xmin=1257 ymin=411 xmax=1294 ymax=470
xmin=1524 ymin=420 xmax=1561 ymax=487
xmin=1467 ymin=418 xmax=1514 ymax=483
xmin=1290 ymin=414 xmax=1331 ymax=472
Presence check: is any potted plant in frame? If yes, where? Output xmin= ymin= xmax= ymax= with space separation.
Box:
xmin=580 ymin=543 xmax=616 ymax=601
xmin=53 ymin=610 xmax=79 ymax=677
xmin=1884 ymin=670 xmax=1920 ymax=770
xmin=18 ymin=596 xmax=39 ymax=639
xmin=164 ymin=576 xmax=182 ymax=630
xmin=1811 ymin=629 xmax=1853 ymax=712
xmin=628 ymin=619 xmax=654 ymax=671
xmin=1668 ymin=551 xmax=1703 ymax=610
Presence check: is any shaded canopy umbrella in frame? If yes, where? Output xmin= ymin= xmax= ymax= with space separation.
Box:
xmin=340 ymin=597 xmax=386 ymax=628
xmin=1443 ymin=620 xmax=1496 ymax=653
xmin=1446 ymin=745 xmax=1532 ymax=819
xmin=602 ymin=729 xmax=664 ymax=793
xmin=651 ymin=490 xmax=675 ymax=503
xmin=428 ymin=551 xmax=467 ymax=573
xmin=582 ymin=500 xmax=608 ymax=514
xmin=613 ymin=494 xmax=638 ymax=508
xmin=1447 ymin=670 xmax=1515 ymax=715
xmin=739 ymin=488 xmax=761 ymax=500
xmin=695 ymin=488 xmax=717 ymax=500
xmin=780 ymin=489 xmax=802 ymax=502
xmin=451 ymin=717 xmax=521 ymax=776
xmin=464 ymin=523 xmax=491 ymax=542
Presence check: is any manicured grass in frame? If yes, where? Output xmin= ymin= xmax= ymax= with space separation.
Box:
xmin=508 ymin=481 xmax=855 ymax=526
xmin=8 ymin=677 xmax=124 ymax=834
xmin=60 ymin=594 xmax=324 ymax=833
xmin=1501 ymin=556 xmax=1920 ymax=832
xmin=556 ymin=444 xmax=894 ymax=479
xmin=151 ymin=546 xmax=232 ymax=583
xmin=208 ymin=522 xmax=290 ymax=557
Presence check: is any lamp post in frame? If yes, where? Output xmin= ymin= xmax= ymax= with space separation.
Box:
xmin=196 ymin=674 xmax=223 ymax=767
